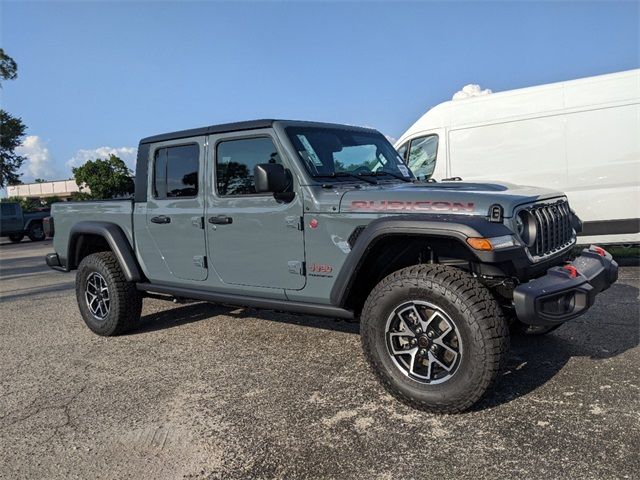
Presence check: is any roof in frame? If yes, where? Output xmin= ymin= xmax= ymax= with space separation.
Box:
xmin=396 ymin=68 xmax=640 ymax=146
xmin=139 ymin=119 xmax=277 ymax=144
xmin=139 ymin=119 xmax=381 ymax=145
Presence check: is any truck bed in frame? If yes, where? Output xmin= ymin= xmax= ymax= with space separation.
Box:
xmin=51 ymin=200 xmax=134 ymax=264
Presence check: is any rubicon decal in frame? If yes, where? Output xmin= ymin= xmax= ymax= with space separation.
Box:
xmin=350 ymin=200 xmax=475 ymax=212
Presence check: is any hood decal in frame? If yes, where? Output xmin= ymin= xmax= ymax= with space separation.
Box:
xmin=350 ymin=200 xmax=475 ymax=213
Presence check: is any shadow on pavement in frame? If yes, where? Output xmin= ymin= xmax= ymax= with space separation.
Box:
xmin=130 ymin=280 xmax=638 ymax=410
xmin=131 ymin=301 xmax=360 ymax=335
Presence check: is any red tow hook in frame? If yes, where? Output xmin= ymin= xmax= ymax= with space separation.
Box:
xmin=592 ymin=246 xmax=606 ymax=257
xmin=563 ymin=264 xmax=579 ymax=278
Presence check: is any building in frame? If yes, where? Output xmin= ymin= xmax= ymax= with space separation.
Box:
xmin=7 ymin=179 xmax=90 ymax=200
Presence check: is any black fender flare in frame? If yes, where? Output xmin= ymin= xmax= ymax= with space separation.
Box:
xmin=329 ymin=214 xmax=521 ymax=307
xmin=68 ymin=221 xmax=143 ymax=282
xmin=23 ymin=217 xmax=42 ymax=231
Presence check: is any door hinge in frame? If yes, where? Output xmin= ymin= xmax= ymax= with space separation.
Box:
xmin=285 ymin=216 xmax=304 ymax=230
xmin=288 ymin=260 xmax=305 ymax=275
xmin=200 ymin=216 xmax=205 ymax=229
xmin=193 ymin=255 xmax=207 ymax=268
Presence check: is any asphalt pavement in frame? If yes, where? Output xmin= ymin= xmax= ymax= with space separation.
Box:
xmin=1 ymin=240 xmax=638 ymax=479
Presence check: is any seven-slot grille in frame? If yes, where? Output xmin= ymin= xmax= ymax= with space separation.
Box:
xmin=528 ymin=201 xmax=574 ymax=258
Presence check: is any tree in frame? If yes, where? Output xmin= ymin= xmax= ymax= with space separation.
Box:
xmin=0 ymin=110 xmax=27 ymax=187
xmin=34 ymin=178 xmax=48 ymax=183
xmin=0 ymin=50 xmax=25 ymax=188
xmin=72 ymin=154 xmax=134 ymax=199
xmin=0 ymin=49 xmax=18 ymax=83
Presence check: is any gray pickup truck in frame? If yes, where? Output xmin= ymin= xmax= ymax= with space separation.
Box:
xmin=46 ymin=119 xmax=618 ymax=413
xmin=1 ymin=201 xmax=48 ymax=242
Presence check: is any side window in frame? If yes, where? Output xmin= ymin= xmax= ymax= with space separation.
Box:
xmin=1 ymin=203 xmax=16 ymax=215
xmin=153 ymin=144 xmax=199 ymax=199
xmin=408 ymin=135 xmax=438 ymax=178
xmin=396 ymin=142 xmax=408 ymax=161
xmin=216 ymin=137 xmax=282 ymax=196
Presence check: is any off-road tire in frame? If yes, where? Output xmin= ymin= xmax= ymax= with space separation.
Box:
xmin=76 ymin=251 xmax=142 ymax=336
xmin=361 ymin=264 xmax=509 ymax=413
xmin=8 ymin=234 xmax=24 ymax=243
xmin=27 ymin=222 xmax=45 ymax=241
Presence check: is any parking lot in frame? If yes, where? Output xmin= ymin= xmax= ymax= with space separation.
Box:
xmin=0 ymin=240 xmax=638 ymax=479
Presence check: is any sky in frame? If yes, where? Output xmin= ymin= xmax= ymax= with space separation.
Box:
xmin=1 ymin=0 xmax=639 ymax=185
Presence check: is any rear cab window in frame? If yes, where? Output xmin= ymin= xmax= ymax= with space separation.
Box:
xmin=153 ymin=144 xmax=200 ymax=199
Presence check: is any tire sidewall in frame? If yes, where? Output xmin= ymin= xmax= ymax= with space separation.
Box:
xmin=28 ymin=223 xmax=45 ymax=241
xmin=76 ymin=255 xmax=123 ymax=336
xmin=364 ymin=276 xmax=490 ymax=407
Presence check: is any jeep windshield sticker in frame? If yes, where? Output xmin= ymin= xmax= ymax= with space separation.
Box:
xmin=297 ymin=134 xmax=323 ymax=166
xmin=350 ymin=200 xmax=475 ymax=212
xmin=397 ymin=165 xmax=410 ymax=177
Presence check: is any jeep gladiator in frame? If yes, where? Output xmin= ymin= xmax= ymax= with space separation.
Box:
xmin=46 ymin=119 xmax=618 ymax=412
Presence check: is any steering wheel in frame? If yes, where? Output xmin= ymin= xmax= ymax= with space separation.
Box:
xmin=352 ymin=166 xmax=371 ymax=174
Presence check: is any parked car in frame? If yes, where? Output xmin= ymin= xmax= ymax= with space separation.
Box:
xmin=0 ymin=201 xmax=49 ymax=242
xmin=46 ymin=119 xmax=617 ymax=413
xmin=395 ymin=69 xmax=640 ymax=246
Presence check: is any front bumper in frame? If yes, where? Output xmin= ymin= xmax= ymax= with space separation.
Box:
xmin=513 ymin=245 xmax=618 ymax=326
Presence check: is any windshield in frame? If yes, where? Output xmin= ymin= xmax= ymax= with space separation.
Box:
xmin=285 ymin=126 xmax=414 ymax=182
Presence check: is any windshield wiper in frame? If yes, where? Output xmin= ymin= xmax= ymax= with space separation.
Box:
xmin=314 ymin=172 xmax=378 ymax=185
xmin=362 ymin=171 xmax=413 ymax=183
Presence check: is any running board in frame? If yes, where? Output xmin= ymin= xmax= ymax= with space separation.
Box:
xmin=136 ymin=282 xmax=355 ymax=319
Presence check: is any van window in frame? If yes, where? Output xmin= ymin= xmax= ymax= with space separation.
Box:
xmin=216 ymin=137 xmax=282 ymax=196
xmin=396 ymin=142 xmax=408 ymax=161
xmin=408 ymin=135 xmax=438 ymax=179
xmin=153 ymin=144 xmax=200 ymax=199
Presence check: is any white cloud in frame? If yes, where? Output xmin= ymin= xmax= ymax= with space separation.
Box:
xmin=66 ymin=146 xmax=137 ymax=171
xmin=452 ymin=84 xmax=492 ymax=101
xmin=16 ymin=135 xmax=58 ymax=181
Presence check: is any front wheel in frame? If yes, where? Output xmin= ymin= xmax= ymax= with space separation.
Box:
xmin=76 ymin=251 xmax=142 ymax=336
xmin=360 ymin=265 xmax=509 ymax=413
xmin=8 ymin=234 xmax=24 ymax=243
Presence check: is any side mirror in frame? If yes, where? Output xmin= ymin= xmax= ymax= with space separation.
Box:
xmin=254 ymin=163 xmax=288 ymax=193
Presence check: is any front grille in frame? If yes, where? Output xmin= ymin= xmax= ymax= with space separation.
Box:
xmin=528 ymin=201 xmax=574 ymax=259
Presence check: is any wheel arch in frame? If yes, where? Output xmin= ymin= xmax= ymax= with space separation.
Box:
xmin=68 ymin=221 xmax=143 ymax=282
xmin=330 ymin=214 xmax=515 ymax=312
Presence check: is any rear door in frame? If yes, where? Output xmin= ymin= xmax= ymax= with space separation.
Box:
xmin=145 ymin=138 xmax=208 ymax=281
xmin=0 ymin=203 xmax=23 ymax=234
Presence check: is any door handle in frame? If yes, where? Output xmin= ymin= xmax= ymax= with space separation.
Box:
xmin=208 ymin=215 xmax=233 ymax=225
xmin=151 ymin=215 xmax=171 ymax=224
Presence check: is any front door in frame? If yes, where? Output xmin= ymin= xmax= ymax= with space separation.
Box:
xmin=145 ymin=137 xmax=207 ymax=281
xmin=206 ymin=131 xmax=306 ymax=290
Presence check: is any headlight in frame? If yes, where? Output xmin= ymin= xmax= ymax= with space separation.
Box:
xmin=517 ymin=210 xmax=537 ymax=247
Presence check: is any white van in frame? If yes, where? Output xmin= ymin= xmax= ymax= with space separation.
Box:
xmin=395 ymin=69 xmax=640 ymax=246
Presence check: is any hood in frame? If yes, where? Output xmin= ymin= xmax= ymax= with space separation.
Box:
xmin=338 ymin=181 xmax=564 ymax=217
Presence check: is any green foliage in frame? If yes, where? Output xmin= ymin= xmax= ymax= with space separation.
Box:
xmin=42 ymin=195 xmax=62 ymax=206
xmin=72 ymin=154 xmax=134 ymax=199
xmin=70 ymin=191 xmax=93 ymax=201
xmin=0 ymin=50 xmax=25 ymax=188
xmin=1 ymin=196 xmax=43 ymax=212
xmin=34 ymin=178 xmax=47 ymax=183
xmin=0 ymin=49 xmax=17 ymax=84
xmin=0 ymin=110 xmax=27 ymax=187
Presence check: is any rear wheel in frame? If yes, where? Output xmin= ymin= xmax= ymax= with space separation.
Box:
xmin=8 ymin=234 xmax=24 ymax=243
xmin=360 ymin=264 xmax=509 ymax=413
xmin=76 ymin=251 xmax=142 ymax=336
xmin=27 ymin=222 xmax=45 ymax=241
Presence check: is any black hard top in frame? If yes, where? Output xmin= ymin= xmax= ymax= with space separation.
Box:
xmin=139 ymin=119 xmax=378 ymax=145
